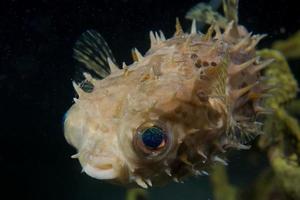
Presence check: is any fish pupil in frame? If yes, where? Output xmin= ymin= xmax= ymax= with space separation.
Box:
xmin=142 ymin=127 xmax=165 ymax=149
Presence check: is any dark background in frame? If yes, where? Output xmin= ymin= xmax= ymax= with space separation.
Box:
xmin=1 ymin=0 xmax=299 ymax=199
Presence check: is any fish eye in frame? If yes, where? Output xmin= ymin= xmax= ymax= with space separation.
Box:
xmin=141 ymin=126 xmax=166 ymax=149
xmin=133 ymin=121 xmax=171 ymax=158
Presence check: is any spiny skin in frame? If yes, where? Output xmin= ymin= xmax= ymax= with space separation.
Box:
xmin=64 ymin=22 xmax=271 ymax=188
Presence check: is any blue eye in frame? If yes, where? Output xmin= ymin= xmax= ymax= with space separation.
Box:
xmin=142 ymin=127 xmax=165 ymax=149
xmin=133 ymin=122 xmax=171 ymax=157
xmin=62 ymin=111 xmax=68 ymax=126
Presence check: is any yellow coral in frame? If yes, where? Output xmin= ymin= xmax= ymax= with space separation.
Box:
xmin=272 ymin=31 xmax=300 ymax=59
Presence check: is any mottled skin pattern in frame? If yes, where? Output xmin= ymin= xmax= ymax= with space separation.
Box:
xmin=64 ymin=18 xmax=273 ymax=188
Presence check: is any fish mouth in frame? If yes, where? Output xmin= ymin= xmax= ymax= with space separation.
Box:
xmin=83 ymin=163 xmax=118 ymax=180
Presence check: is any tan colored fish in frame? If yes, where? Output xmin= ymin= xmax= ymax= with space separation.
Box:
xmin=64 ymin=0 xmax=273 ymax=188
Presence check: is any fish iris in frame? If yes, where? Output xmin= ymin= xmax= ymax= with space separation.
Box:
xmin=141 ymin=127 xmax=165 ymax=149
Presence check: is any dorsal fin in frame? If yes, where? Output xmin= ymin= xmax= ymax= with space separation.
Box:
xmin=73 ymin=29 xmax=119 ymax=79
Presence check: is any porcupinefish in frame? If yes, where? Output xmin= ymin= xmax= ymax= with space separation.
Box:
xmin=64 ymin=0 xmax=273 ymax=188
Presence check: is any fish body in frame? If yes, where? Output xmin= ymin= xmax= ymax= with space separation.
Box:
xmin=64 ymin=2 xmax=272 ymax=188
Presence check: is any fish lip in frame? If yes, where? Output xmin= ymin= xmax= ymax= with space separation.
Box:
xmin=83 ymin=163 xmax=118 ymax=180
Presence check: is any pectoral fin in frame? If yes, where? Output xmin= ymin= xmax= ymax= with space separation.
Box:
xmin=73 ymin=29 xmax=119 ymax=79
